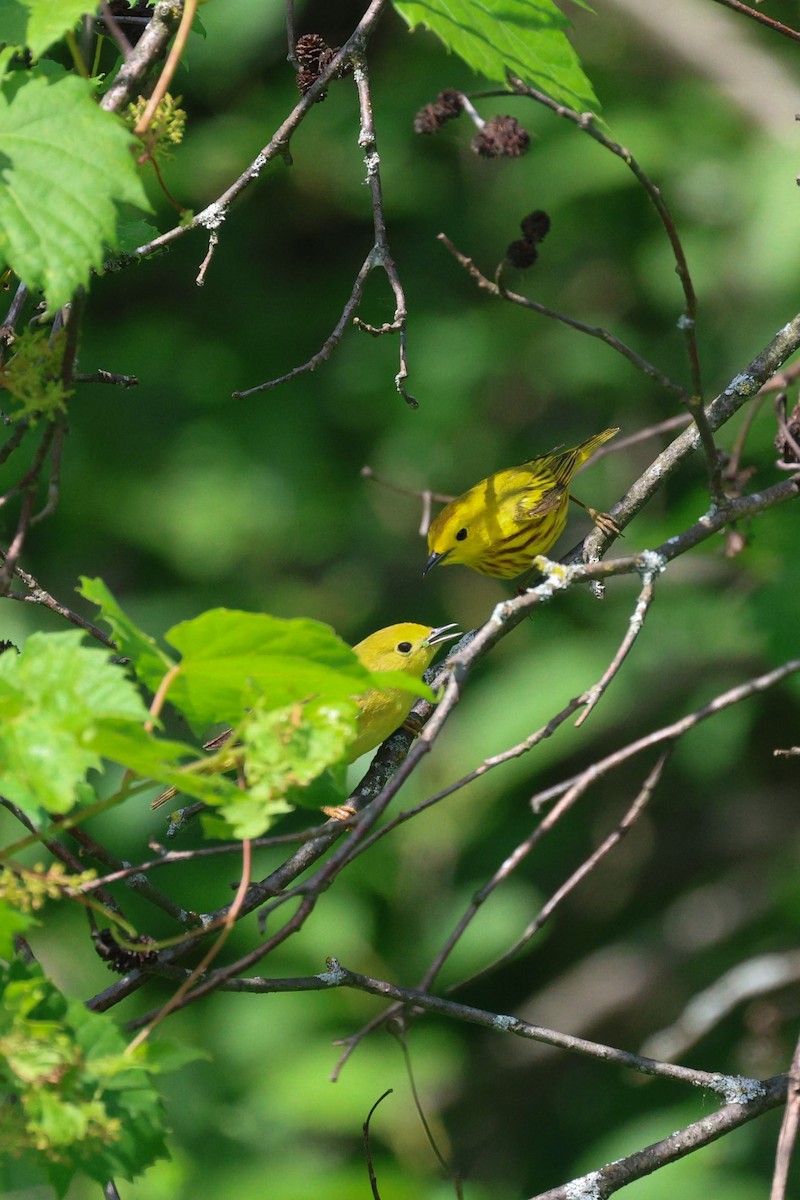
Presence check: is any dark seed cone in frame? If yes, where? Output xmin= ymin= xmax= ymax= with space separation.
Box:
xmin=520 ymin=209 xmax=550 ymax=243
xmin=295 ymin=33 xmax=328 ymax=68
xmin=506 ymin=238 xmax=539 ymax=269
xmin=413 ymin=88 xmax=464 ymax=134
xmin=472 ymin=115 xmax=530 ymax=158
xmin=294 ymin=34 xmax=344 ymax=98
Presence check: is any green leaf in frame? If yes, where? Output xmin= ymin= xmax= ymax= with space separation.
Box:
xmin=0 ymin=631 xmax=149 ymax=816
xmin=363 ymin=668 xmax=436 ymax=704
xmin=114 ymin=215 xmax=161 ymax=256
xmin=163 ymin=609 xmax=378 ymax=730
xmin=394 ymin=0 xmax=599 ymax=110
xmin=0 ymin=71 xmax=151 ymax=312
xmin=78 ymin=577 xmax=175 ymax=694
xmin=210 ymin=698 xmax=360 ymax=837
xmin=0 ymin=959 xmax=180 ymax=1192
xmin=0 ymin=901 xmax=36 ymax=959
xmin=23 ymin=0 xmax=92 ymax=58
xmin=93 ymin=723 xmax=245 ymax=808
xmin=200 ymin=790 xmax=295 ymax=841
xmin=0 ymin=0 xmax=28 ymax=49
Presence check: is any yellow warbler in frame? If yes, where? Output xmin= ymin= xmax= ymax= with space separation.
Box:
xmin=348 ymin=622 xmax=460 ymax=761
xmin=152 ymin=622 xmax=459 ymax=809
xmin=423 ymin=427 xmax=620 ymax=579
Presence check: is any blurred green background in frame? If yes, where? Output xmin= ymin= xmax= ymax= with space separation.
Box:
xmin=3 ymin=0 xmax=800 ymax=1196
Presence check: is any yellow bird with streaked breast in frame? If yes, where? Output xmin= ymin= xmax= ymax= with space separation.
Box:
xmin=423 ymin=427 xmax=620 ymax=580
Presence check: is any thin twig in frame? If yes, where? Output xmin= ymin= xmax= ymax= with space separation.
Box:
xmin=363 ymin=1089 xmax=392 ymax=1200
xmin=30 ymin=417 xmax=64 ymax=525
xmin=774 ymin=393 xmax=800 ymax=467
xmin=507 ymin=77 xmax=701 ymax=376
xmin=530 ymin=657 xmax=800 ymax=815
xmin=440 ymin=233 xmax=689 ymax=401
xmin=235 ymin=35 xmax=415 ymax=406
xmin=710 ymin=0 xmax=800 ymax=43
xmin=74 ymin=370 xmax=139 ymax=387
xmin=107 ymin=1 xmax=390 ymax=260
xmin=4 ymin=563 xmax=116 ymax=648
xmin=99 ymin=1 xmax=133 ymax=56
xmin=575 ymin=565 xmax=658 ymax=726
xmin=0 ymin=420 xmax=30 ymax=465
xmin=100 ymin=0 xmax=182 ymax=114
xmin=233 ymin=251 xmax=374 ymax=397
xmin=195 ymin=231 xmax=219 ymax=286
xmin=450 ymin=752 xmax=670 ymax=993
xmin=530 ymin=1075 xmax=787 ymax=1200
xmin=0 ymin=282 xmax=29 ymax=362
xmin=321 ymin=959 xmax=771 ymax=1098
xmin=125 ymin=837 xmax=253 ymax=1051
xmin=66 ymin=826 xmax=202 ymax=928
xmin=591 ymin=414 xmax=692 ymax=458
xmin=352 ymin=51 xmax=415 ymax=407
xmin=771 ymin=1027 xmax=800 ymax=1200
xmin=133 ymin=0 xmax=198 ymax=136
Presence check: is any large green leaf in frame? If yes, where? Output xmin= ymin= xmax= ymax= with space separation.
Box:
xmin=78 ymin=576 xmax=175 ymax=694
xmin=0 ymin=0 xmax=28 ymax=49
xmin=23 ymin=0 xmax=93 ymax=58
xmin=0 ymin=631 xmax=150 ymax=815
xmin=394 ymin=0 xmax=598 ymax=110
xmin=0 ymin=958 xmax=190 ymax=1195
xmin=0 ymin=71 xmax=150 ymax=312
xmin=164 ymin=609 xmax=385 ymax=730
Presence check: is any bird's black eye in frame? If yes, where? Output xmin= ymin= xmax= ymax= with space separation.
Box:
xmin=396 ymin=641 xmax=413 ymax=654
xmin=455 ymin=528 xmax=468 ymax=541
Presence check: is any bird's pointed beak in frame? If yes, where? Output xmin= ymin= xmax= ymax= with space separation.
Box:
xmin=425 ymin=622 xmax=461 ymax=647
xmin=423 ymin=549 xmax=449 ymax=577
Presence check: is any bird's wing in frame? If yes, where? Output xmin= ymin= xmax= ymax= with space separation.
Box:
xmin=515 ymin=482 xmax=565 ymax=522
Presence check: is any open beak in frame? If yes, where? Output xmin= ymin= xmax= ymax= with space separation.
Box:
xmin=423 ymin=549 xmax=449 ymax=577
xmin=425 ymin=622 xmax=461 ymax=647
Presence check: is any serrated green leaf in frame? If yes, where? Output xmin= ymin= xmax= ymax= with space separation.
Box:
xmin=78 ymin=577 xmax=175 ymax=694
xmin=394 ymin=0 xmax=598 ymax=110
xmin=163 ymin=609 xmax=377 ymax=730
xmin=0 ymin=960 xmax=183 ymax=1192
xmin=209 ymin=698 xmax=359 ymax=836
xmin=0 ymin=0 xmax=28 ymax=49
xmin=0 ymin=631 xmax=149 ymax=816
xmin=1 ymin=711 xmax=103 ymax=814
xmin=0 ymin=71 xmax=151 ymax=312
xmin=23 ymin=0 xmax=92 ymax=58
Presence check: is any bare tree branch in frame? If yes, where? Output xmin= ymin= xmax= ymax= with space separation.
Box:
xmin=529 ymin=1074 xmax=787 ymax=1199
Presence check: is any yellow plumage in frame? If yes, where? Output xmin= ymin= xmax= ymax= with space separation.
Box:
xmin=348 ymin=622 xmax=460 ymax=761
xmin=152 ymin=622 xmax=459 ymax=809
xmin=423 ymin=428 xmax=620 ymax=579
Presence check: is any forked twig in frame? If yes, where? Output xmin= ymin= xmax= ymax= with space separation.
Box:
xmin=235 ymin=42 xmax=415 ymax=405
